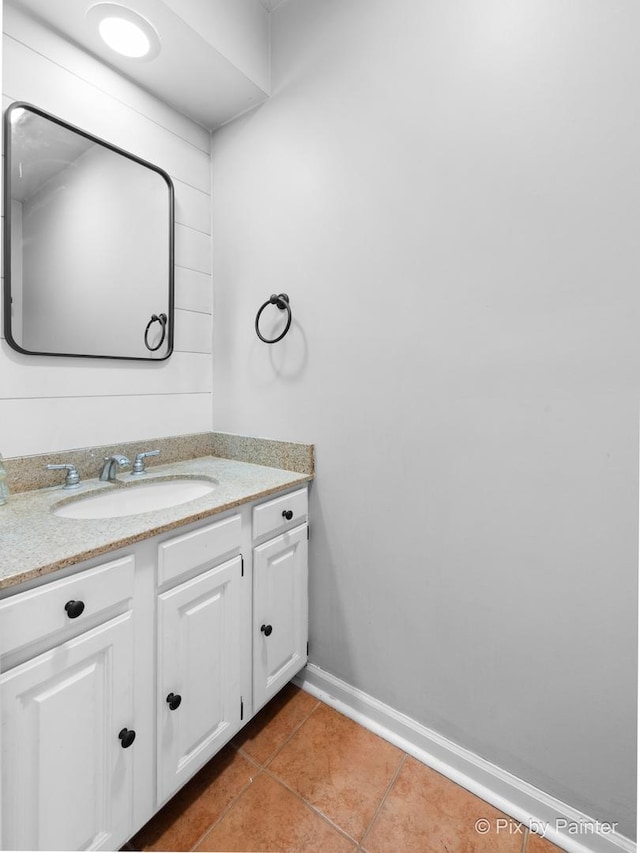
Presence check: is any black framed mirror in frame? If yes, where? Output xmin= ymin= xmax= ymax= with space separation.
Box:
xmin=4 ymin=102 xmax=174 ymax=360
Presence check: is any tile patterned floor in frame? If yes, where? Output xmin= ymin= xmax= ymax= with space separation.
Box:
xmin=129 ymin=684 xmax=563 ymax=853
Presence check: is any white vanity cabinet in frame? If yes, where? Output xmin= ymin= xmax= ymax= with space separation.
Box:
xmin=0 ymin=556 xmax=137 ymax=851
xmin=0 ymin=482 xmax=309 ymax=852
xmin=155 ymin=514 xmax=245 ymax=804
xmin=253 ymin=488 xmax=309 ymax=711
xmin=157 ymin=555 xmax=243 ymax=803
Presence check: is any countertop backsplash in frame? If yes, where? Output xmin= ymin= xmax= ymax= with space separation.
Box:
xmin=3 ymin=431 xmax=314 ymax=494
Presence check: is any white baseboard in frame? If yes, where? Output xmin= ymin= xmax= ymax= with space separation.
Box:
xmin=294 ymin=664 xmax=636 ymax=853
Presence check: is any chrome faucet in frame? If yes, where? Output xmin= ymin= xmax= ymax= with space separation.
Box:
xmin=99 ymin=454 xmax=131 ymax=482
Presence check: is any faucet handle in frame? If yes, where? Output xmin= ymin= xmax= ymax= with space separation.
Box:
xmin=46 ymin=463 xmax=81 ymax=490
xmin=131 ymin=449 xmax=160 ymax=475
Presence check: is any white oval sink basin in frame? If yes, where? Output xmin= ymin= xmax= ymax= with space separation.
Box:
xmin=54 ymin=479 xmax=217 ymax=520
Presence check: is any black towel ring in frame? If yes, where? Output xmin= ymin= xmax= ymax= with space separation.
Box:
xmin=255 ymin=293 xmax=292 ymax=344
xmin=144 ymin=312 xmax=168 ymax=352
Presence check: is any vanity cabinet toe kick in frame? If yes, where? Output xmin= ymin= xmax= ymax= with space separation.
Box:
xmin=0 ymin=485 xmax=309 ymax=851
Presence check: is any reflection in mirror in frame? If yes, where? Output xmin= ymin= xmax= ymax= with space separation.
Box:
xmin=4 ymin=102 xmax=174 ymax=360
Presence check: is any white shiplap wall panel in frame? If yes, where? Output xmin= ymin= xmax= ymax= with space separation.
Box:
xmin=0 ymin=393 xmax=212 ymax=457
xmin=175 ymin=268 xmax=213 ymax=315
xmin=0 ymin=346 xmax=212 ymax=398
xmin=1 ymin=20 xmax=214 ymax=457
xmin=173 ymin=310 xmax=213 ymax=354
xmin=174 ymin=180 xmax=211 ymax=235
xmin=175 ymin=225 xmax=211 ymax=274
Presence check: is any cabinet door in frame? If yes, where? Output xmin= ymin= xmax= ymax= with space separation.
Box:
xmin=157 ymin=555 xmax=242 ymax=804
xmin=253 ymin=524 xmax=308 ymax=711
xmin=0 ymin=613 xmax=135 ymax=851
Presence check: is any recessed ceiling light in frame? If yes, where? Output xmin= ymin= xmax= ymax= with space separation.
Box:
xmin=87 ymin=3 xmax=161 ymax=61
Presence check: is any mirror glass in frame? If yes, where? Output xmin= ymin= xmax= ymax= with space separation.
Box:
xmin=4 ymin=102 xmax=174 ymax=360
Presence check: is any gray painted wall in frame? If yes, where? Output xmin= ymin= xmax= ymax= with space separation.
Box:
xmin=210 ymin=0 xmax=638 ymax=837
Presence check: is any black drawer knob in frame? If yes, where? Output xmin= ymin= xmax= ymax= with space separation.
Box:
xmin=118 ymin=728 xmax=136 ymax=749
xmin=64 ymin=600 xmax=85 ymax=619
xmin=282 ymin=509 xmax=293 ymax=520
xmin=166 ymin=692 xmax=182 ymax=711
xmin=261 ymin=624 xmax=273 ymax=637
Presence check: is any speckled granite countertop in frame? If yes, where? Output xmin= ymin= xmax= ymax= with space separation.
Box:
xmin=0 ymin=456 xmax=312 ymax=592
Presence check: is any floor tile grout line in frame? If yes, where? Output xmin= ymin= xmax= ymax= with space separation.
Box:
xmin=522 ymin=827 xmax=530 ymax=853
xmin=358 ymin=751 xmax=408 ymax=851
xmin=262 ymin=697 xmax=411 ymax=848
xmin=234 ymin=702 xmax=320 ymax=770
xmin=188 ymin=765 xmax=265 ymax=852
xmin=189 ymin=697 xmax=322 ymax=850
xmin=262 ymin=767 xmax=360 ymax=848
xmin=232 ymin=695 xmax=322 ymax=771
xmin=232 ymin=742 xmax=268 ymax=771
xmin=260 ymin=697 xmax=323 ymax=769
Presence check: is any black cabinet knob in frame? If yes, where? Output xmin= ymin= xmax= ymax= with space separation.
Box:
xmin=282 ymin=509 xmax=293 ymax=520
xmin=118 ymin=728 xmax=136 ymax=749
xmin=65 ymin=600 xmax=85 ymax=619
xmin=261 ymin=624 xmax=273 ymax=636
xmin=166 ymin=692 xmax=182 ymax=711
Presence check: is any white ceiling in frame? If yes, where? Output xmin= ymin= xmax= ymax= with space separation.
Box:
xmin=6 ymin=0 xmax=274 ymax=130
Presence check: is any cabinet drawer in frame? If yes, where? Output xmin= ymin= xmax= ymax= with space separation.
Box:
xmin=158 ymin=513 xmax=241 ymax=586
xmin=253 ymin=487 xmax=308 ymax=540
xmin=0 ymin=555 xmax=134 ymax=659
